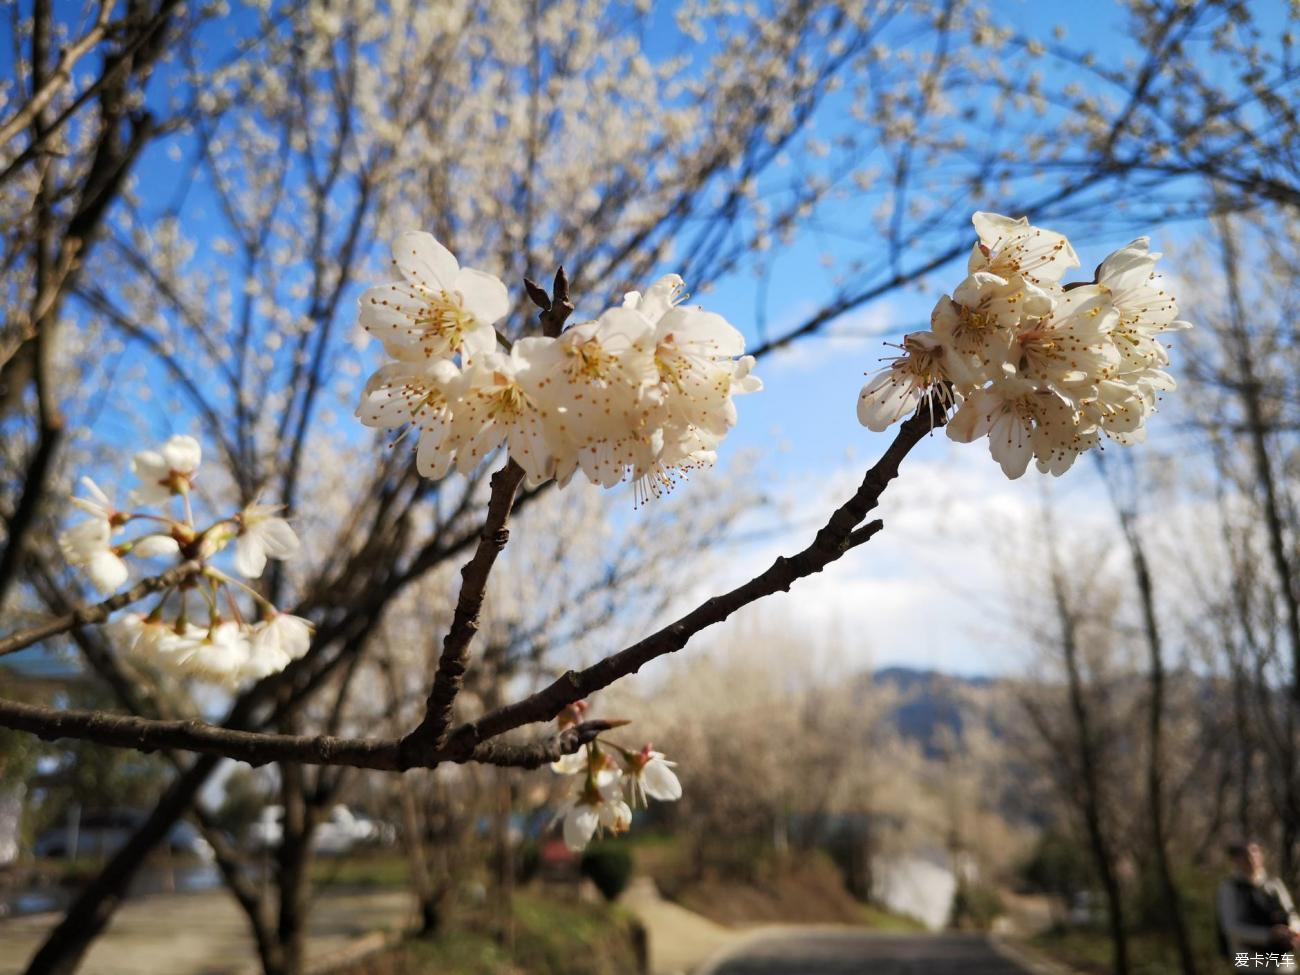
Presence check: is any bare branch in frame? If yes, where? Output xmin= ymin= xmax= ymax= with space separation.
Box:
xmin=0 ymin=560 xmax=202 ymax=658
xmin=0 ymin=697 xmax=618 ymax=772
xmin=0 ymin=405 xmax=936 ymax=770
xmin=0 ymin=1 xmax=114 ymax=151
xmin=444 ymin=406 xmax=941 ymax=755
xmin=399 ymin=459 xmax=526 ymax=763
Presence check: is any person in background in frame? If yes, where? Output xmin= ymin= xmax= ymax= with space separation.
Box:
xmin=1218 ymin=840 xmax=1300 ymax=969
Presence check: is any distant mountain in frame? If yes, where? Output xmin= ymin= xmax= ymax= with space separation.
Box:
xmin=867 ymin=666 xmax=1002 ymax=758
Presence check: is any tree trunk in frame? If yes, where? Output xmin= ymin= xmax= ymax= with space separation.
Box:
xmin=1215 ymin=213 xmax=1300 ymax=703
xmin=397 ymin=773 xmax=443 ymax=938
xmin=1046 ymin=522 xmax=1130 ymax=975
xmin=268 ymin=764 xmax=316 ymax=975
xmin=1112 ymin=490 xmax=1197 ymax=975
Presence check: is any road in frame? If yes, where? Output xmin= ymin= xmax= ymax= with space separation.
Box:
xmin=704 ymin=930 xmax=1038 ymax=975
xmin=0 ymin=887 xmax=411 ymax=975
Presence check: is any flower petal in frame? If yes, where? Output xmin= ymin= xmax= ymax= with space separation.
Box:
xmin=234 ymin=536 xmax=268 ymax=578
xmin=393 ymin=231 xmax=459 ymax=292
xmin=455 ymin=267 xmax=509 ymax=328
xmin=161 ymin=435 xmax=202 ymax=474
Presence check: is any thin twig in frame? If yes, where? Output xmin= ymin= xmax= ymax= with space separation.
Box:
xmin=0 ymin=560 xmax=202 ymax=658
xmin=0 ymin=1 xmax=114 ymax=151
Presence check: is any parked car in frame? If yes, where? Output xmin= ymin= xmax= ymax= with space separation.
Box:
xmin=33 ymin=811 xmax=213 ymax=862
xmin=248 ymin=805 xmax=391 ymax=855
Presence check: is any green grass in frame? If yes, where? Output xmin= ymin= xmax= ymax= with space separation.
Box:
xmin=1031 ymin=927 xmax=1224 ymax=975
xmin=858 ymin=902 xmax=927 ymax=932
xmin=1030 ymin=866 xmax=1229 ymax=975
xmin=310 ymin=854 xmax=412 ymax=889
xmin=341 ymin=890 xmax=641 ymax=975
xmin=506 ymin=893 xmax=640 ymax=974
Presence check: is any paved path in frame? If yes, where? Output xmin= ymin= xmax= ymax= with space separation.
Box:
xmin=0 ymin=887 xmax=412 ymax=975
xmin=619 ymin=877 xmax=740 ymax=975
xmin=700 ymin=929 xmax=1038 ymax=975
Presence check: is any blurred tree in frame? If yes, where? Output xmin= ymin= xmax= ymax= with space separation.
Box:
xmin=211 ymin=767 xmax=271 ymax=848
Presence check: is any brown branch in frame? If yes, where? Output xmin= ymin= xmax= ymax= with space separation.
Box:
xmin=442 ymin=407 xmax=940 ymax=755
xmin=0 ymin=1 xmax=114 ymax=150
xmin=398 ymin=459 xmax=526 ymax=764
xmin=0 ymin=697 xmax=616 ymax=772
xmin=471 ymin=720 xmax=607 ymax=769
xmin=0 ymin=0 xmax=182 ymax=191
xmin=0 ymin=560 xmax=202 ymax=658
xmin=397 ymin=271 xmax=571 ymax=764
xmin=0 ymin=404 xmax=937 ymax=768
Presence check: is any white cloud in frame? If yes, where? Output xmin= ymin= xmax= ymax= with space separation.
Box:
xmin=689 ymin=441 xmax=1122 ymax=676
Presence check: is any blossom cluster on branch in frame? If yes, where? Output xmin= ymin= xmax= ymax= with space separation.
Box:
xmin=548 ymin=701 xmax=682 ymax=851
xmin=857 ymin=212 xmax=1190 ymax=478
xmin=57 ymin=436 xmax=309 ymax=687
xmin=356 ymin=233 xmax=761 ymax=500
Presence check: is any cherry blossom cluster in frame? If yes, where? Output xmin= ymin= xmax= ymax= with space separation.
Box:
xmin=857 ymin=212 xmax=1190 ymax=478
xmin=549 ymin=701 xmax=682 ymax=852
xmin=57 ymin=435 xmax=310 ymax=687
xmin=356 ymin=233 xmax=761 ymax=500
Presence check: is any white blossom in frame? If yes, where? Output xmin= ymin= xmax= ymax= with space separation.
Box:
xmin=176 ymin=621 xmax=253 ymax=687
xmin=968 ymin=210 xmax=1079 ymax=286
xmin=133 ymin=535 xmax=181 ymax=559
xmin=857 ymin=331 xmax=954 ymax=432
xmin=946 ymin=377 xmax=1083 ymax=478
xmin=523 ymin=307 xmax=661 ymax=487
xmin=354 ymin=246 xmax=759 ymax=497
xmin=70 ymin=477 xmax=118 ymax=523
xmin=618 ymin=744 xmax=683 ymax=806
xmin=1013 ymin=284 xmax=1119 ymax=389
xmin=63 ymin=440 xmax=306 ymax=684
xmin=356 ymin=359 xmax=464 ymax=479
xmin=116 ymin=614 xmax=206 ymax=669
xmin=561 ymin=777 xmax=633 ymax=852
xmin=247 ymin=614 xmax=313 ymax=677
xmin=449 ymin=347 xmax=560 ymax=486
xmin=358 ymin=232 xmax=507 ymax=364
xmin=930 ymin=272 xmax=1051 ymax=386
xmin=859 ymin=213 xmax=1189 ymax=480
xmin=129 ymin=435 xmax=201 ymax=506
xmin=620 ymin=275 xmax=762 ymax=497
xmin=233 ymin=503 xmax=301 ymax=579
xmin=59 ymin=517 xmax=129 ymax=592
xmin=1095 ymin=237 xmax=1192 ymax=372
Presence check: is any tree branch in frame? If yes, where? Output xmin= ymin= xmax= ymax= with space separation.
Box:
xmin=442 ymin=407 xmax=940 ymax=755
xmin=0 ymin=1 xmax=114 ymax=151
xmin=398 ymin=459 xmax=526 ymax=764
xmin=0 ymin=560 xmax=202 ymax=658
xmin=397 ymin=271 xmax=571 ymax=763
xmin=0 ymin=697 xmax=617 ymax=772
xmin=0 ymin=404 xmax=937 ymax=767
